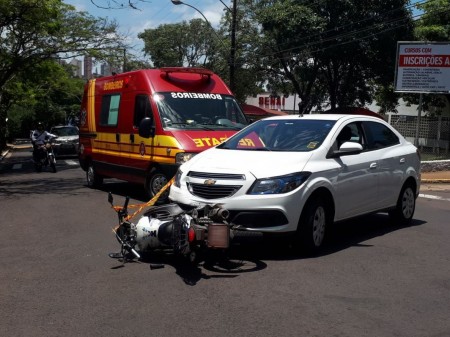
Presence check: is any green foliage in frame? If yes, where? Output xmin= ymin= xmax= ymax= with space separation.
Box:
xmin=4 ymin=60 xmax=84 ymax=137
xmin=415 ymin=0 xmax=450 ymax=41
xmin=0 ymin=0 xmax=123 ymax=146
xmin=254 ymin=0 xmax=414 ymax=114
xmin=139 ymin=19 xmax=220 ymax=68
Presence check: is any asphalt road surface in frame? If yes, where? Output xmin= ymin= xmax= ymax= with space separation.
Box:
xmin=1 ymin=145 xmax=450 ymax=337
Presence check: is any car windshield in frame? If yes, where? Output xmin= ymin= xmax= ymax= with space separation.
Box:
xmin=218 ymin=119 xmax=336 ymax=152
xmin=51 ymin=126 xmax=78 ymax=136
xmin=153 ymin=92 xmax=248 ymax=131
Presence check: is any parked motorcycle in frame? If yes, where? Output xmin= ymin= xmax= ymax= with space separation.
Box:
xmin=108 ymin=193 xmax=232 ymax=264
xmin=33 ymin=138 xmax=57 ymax=173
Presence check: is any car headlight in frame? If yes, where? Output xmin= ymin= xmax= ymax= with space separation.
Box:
xmin=174 ymin=169 xmax=183 ymax=188
xmin=176 ymin=152 xmax=196 ymax=164
xmin=248 ymin=172 xmax=311 ymax=195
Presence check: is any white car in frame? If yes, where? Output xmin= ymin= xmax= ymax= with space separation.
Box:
xmin=50 ymin=125 xmax=79 ymax=157
xmin=169 ymin=114 xmax=421 ymax=252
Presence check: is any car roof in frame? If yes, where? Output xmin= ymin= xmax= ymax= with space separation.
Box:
xmin=260 ymin=114 xmax=383 ymax=122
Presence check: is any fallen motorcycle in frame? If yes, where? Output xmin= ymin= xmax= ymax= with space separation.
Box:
xmin=108 ymin=193 xmax=232 ymax=264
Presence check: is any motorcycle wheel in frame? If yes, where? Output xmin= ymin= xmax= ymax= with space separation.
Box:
xmin=50 ymin=158 xmax=57 ymax=173
xmin=35 ymin=163 xmax=42 ymax=172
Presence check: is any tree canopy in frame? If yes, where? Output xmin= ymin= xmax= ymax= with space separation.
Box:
xmin=0 ymin=0 xmax=125 ymax=147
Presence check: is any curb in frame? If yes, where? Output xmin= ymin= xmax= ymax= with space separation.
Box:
xmin=0 ymin=147 xmax=12 ymax=160
xmin=421 ymin=179 xmax=450 ymax=184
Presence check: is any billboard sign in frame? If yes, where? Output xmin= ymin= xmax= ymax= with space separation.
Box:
xmin=394 ymin=42 xmax=450 ymax=93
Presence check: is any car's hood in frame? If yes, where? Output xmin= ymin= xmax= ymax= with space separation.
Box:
xmin=184 ymin=148 xmax=313 ymax=178
xmin=55 ymin=135 xmax=78 ymax=142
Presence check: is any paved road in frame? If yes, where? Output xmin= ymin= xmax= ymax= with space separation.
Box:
xmin=1 ymin=145 xmax=450 ymax=337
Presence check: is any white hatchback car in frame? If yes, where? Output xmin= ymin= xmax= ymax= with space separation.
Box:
xmin=169 ymin=114 xmax=421 ymax=252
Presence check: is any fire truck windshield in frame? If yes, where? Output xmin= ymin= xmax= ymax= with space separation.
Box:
xmin=153 ymin=92 xmax=248 ymax=130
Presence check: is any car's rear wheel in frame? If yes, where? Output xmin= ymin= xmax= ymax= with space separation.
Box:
xmin=86 ymin=162 xmax=103 ymax=188
xmin=297 ymin=196 xmax=330 ymax=254
xmin=389 ymin=182 xmax=416 ymax=226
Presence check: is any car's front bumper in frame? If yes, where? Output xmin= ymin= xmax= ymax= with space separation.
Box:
xmin=169 ymin=184 xmax=306 ymax=233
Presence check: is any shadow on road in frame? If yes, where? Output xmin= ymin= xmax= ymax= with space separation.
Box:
xmin=106 ymin=213 xmax=426 ymax=286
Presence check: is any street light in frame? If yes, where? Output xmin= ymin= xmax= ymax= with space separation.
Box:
xmin=171 ymin=0 xmax=237 ymax=93
xmin=171 ymin=0 xmax=222 ymax=41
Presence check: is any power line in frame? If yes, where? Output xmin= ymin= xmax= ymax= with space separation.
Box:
xmin=259 ymin=4 xmax=449 ymax=64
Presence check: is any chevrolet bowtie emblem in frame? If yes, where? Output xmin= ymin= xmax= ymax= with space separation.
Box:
xmin=204 ymin=179 xmax=216 ymax=185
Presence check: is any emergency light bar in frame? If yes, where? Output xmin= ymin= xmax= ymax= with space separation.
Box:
xmin=160 ymin=67 xmax=213 ymax=80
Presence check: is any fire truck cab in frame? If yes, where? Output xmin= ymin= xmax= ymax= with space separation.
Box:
xmin=78 ymin=67 xmax=248 ymax=200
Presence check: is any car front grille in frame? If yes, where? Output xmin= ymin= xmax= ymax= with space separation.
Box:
xmin=187 ymin=183 xmax=242 ymax=199
xmin=187 ymin=171 xmax=246 ymax=180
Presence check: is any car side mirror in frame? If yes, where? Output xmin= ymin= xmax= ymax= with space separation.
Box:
xmin=138 ymin=117 xmax=155 ymax=138
xmin=327 ymin=142 xmax=363 ymax=158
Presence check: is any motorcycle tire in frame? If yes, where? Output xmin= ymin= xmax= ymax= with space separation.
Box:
xmin=35 ymin=163 xmax=42 ymax=172
xmin=50 ymin=160 xmax=57 ymax=173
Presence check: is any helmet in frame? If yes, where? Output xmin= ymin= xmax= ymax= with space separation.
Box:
xmin=37 ymin=122 xmax=44 ymax=130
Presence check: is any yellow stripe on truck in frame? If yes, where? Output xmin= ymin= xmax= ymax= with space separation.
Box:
xmin=88 ymin=79 xmax=96 ymax=132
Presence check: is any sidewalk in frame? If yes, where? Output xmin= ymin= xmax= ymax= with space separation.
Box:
xmin=421 ymin=170 xmax=450 ymax=183
xmin=0 ymin=143 xmax=13 ymax=160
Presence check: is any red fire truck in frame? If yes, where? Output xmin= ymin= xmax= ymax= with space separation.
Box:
xmin=79 ymin=67 xmax=248 ymax=200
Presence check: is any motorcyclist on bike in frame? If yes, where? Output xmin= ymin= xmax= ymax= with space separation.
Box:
xmin=31 ymin=122 xmax=57 ymax=162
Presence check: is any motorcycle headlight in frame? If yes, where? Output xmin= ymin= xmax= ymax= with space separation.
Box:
xmin=176 ymin=152 xmax=196 ymax=164
xmin=248 ymin=172 xmax=311 ymax=195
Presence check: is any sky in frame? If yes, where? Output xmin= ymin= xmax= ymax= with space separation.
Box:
xmin=65 ymin=0 xmax=227 ymax=58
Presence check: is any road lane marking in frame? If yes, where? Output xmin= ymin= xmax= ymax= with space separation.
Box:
xmin=64 ymin=160 xmax=78 ymax=165
xmin=419 ymin=193 xmax=450 ymax=202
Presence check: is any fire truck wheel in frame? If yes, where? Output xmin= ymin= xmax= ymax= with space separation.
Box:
xmin=86 ymin=162 xmax=103 ymax=188
xmin=146 ymin=171 xmax=169 ymax=202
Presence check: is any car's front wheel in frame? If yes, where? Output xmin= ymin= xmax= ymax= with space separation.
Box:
xmin=297 ymin=196 xmax=330 ymax=254
xmin=145 ymin=171 xmax=169 ymax=203
xmin=86 ymin=162 xmax=103 ymax=188
xmin=389 ymin=182 xmax=416 ymax=226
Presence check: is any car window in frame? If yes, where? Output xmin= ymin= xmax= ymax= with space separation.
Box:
xmin=363 ymin=121 xmax=399 ymax=150
xmin=100 ymin=94 xmax=120 ymax=126
xmin=220 ymin=119 xmax=336 ymax=152
xmin=133 ymin=95 xmax=153 ymax=128
xmin=335 ymin=122 xmax=365 ymax=149
xmin=51 ymin=127 xmax=78 ymax=136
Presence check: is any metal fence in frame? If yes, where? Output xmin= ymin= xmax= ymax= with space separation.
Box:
xmin=389 ymin=115 xmax=450 ymax=160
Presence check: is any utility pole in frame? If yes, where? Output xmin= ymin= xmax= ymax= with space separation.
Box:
xmin=229 ymin=0 xmax=237 ymax=93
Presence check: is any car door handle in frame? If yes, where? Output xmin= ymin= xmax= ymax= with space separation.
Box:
xmin=116 ymin=133 xmax=120 ymax=142
xmin=130 ymin=133 xmax=135 ymax=143
xmin=399 ymin=157 xmax=406 ymax=164
xmin=370 ymin=162 xmax=377 ymax=169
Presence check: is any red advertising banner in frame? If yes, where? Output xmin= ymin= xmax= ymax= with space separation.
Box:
xmin=395 ymin=42 xmax=450 ymax=93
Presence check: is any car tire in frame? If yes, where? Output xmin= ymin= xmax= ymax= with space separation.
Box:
xmin=145 ymin=171 xmax=169 ymax=203
xmin=389 ymin=183 xmax=416 ymax=226
xmin=297 ymin=196 xmax=330 ymax=254
xmin=86 ymin=162 xmax=103 ymax=188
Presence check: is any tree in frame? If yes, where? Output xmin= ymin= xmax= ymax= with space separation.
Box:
xmin=138 ymin=19 xmax=220 ymax=68
xmin=415 ymin=0 xmax=450 ymax=41
xmin=3 ymin=60 xmax=85 ymax=138
xmin=254 ymin=0 xmax=414 ymax=114
xmin=0 ymin=0 xmax=124 ymax=148
xmin=215 ymin=0 xmax=266 ymax=102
